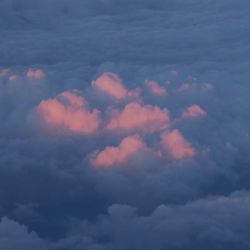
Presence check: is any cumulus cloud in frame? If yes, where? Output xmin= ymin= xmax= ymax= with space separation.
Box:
xmin=36 ymin=90 xmax=101 ymax=135
xmin=181 ymin=104 xmax=207 ymax=119
xmin=60 ymin=191 xmax=250 ymax=250
xmin=92 ymin=72 xmax=140 ymax=101
xmin=26 ymin=68 xmax=45 ymax=80
xmin=0 ymin=217 xmax=47 ymax=250
xmin=92 ymin=135 xmax=147 ymax=168
xmin=0 ymin=0 xmax=250 ymax=249
xmin=92 ymin=72 xmax=128 ymax=100
xmin=161 ymin=130 xmax=196 ymax=160
xmin=146 ymin=80 xmax=167 ymax=96
xmin=106 ymin=102 xmax=170 ymax=133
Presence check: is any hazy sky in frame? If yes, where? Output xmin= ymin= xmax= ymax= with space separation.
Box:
xmin=1 ymin=1 xmax=250 ymax=249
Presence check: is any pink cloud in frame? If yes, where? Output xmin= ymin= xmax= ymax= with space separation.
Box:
xmin=92 ymin=72 xmax=141 ymax=100
xmin=181 ymin=104 xmax=207 ymax=119
xmin=92 ymin=72 xmax=128 ymax=100
xmin=146 ymin=80 xmax=167 ymax=96
xmin=178 ymin=82 xmax=213 ymax=93
xmin=26 ymin=69 xmax=45 ymax=79
xmin=92 ymin=135 xmax=146 ymax=168
xmin=36 ymin=90 xmax=101 ymax=134
xmin=161 ymin=130 xmax=196 ymax=160
xmin=106 ymin=102 xmax=170 ymax=133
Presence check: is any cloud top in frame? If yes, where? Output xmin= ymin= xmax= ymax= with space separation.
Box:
xmin=92 ymin=135 xmax=146 ymax=167
xmin=36 ymin=90 xmax=101 ymax=134
xmin=182 ymin=104 xmax=207 ymax=119
xmin=161 ymin=130 xmax=196 ymax=160
xmin=92 ymin=72 xmax=128 ymax=100
xmin=26 ymin=69 xmax=45 ymax=80
xmin=146 ymin=80 xmax=167 ymax=96
xmin=107 ymin=102 xmax=170 ymax=133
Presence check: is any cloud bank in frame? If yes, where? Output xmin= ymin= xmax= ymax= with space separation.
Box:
xmin=0 ymin=1 xmax=250 ymax=249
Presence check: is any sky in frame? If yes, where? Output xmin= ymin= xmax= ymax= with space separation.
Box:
xmin=1 ymin=0 xmax=250 ymax=249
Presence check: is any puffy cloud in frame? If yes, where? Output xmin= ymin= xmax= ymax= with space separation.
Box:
xmin=0 ymin=217 xmax=47 ymax=250
xmin=62 ymin=191 xmax=250 ymax=250
xmin=92 ymin=135 xmax=146 ymax=168
xmin=36 ymin=90 xmax=101 ymax=134
xmin=181 ymin=104 xmax=207 ymax=119
xmin=92 ymin=72 xmax=140 ymax=101
xmin=106 ymin=102 xmax=170 ymax=133
xmin=1 ymin=0 xmax=250 ymax=249
xmin=146 ymin=80 xmax=167 ymax=96
xmin=161 ymin=130 xmax=196 ymax=160
xmin=92 ymin=72 xmax=128 ymax=100
xmin=26 ymin=69 xmax=45 ymax=80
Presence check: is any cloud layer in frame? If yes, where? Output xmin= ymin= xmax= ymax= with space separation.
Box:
xmin=1 ymin=1 xmax=250 ymax=250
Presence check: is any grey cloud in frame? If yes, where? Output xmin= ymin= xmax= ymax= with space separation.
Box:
xmin=56 ymin=191 xmax=250 ymax=250
xmin=0 ymin=217 xmax=48 ymax=250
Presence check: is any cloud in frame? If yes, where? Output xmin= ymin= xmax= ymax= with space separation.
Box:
xmin=36 ymin=90 xmax=101 ymax=135
xmin=106 ymin=102 xmax=170 ymax=133
xmin=92 ymin=72 xmax=128 ymax=100
xmin=1 ymin=1 xmax=250 ymax=249
xmin=146 ymin=80 xmax=167 ymax=96
xmin=181 ymin=104 xmax=207 ymax=119
xmin=92 ymin=72 xmax=140 ymax=101
xmin=60 ymin=191 xmax=250 ymax=250
xmin=26 ymin=68 xmax=45 ymax=80
xmin=161 ymin=130 xmax=196 ymax=160
xmin=92 ymin=135 xmax=147 ymax=168
xmin=0 ymin=217 xmax=47 ymax=250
